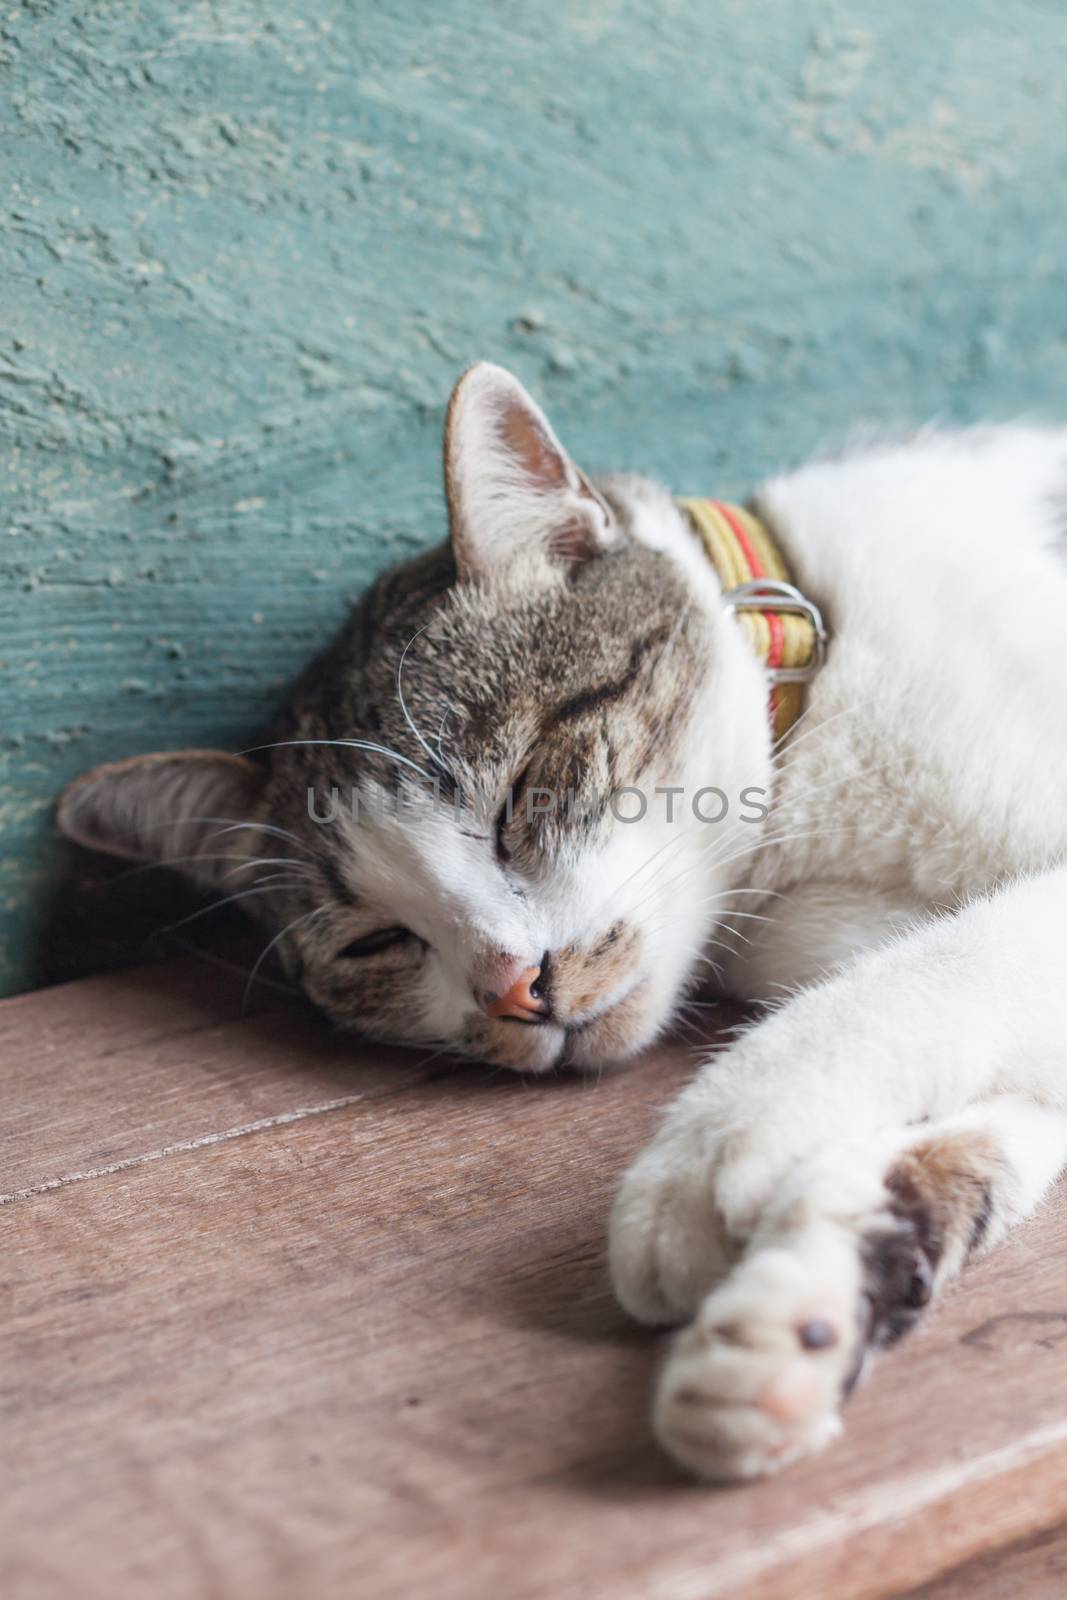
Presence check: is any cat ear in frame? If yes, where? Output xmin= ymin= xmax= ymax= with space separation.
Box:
xmin=56 ymin=750 xmax=268 ymax=888
xmin=443 ymin=362 xmax=617 ymax=583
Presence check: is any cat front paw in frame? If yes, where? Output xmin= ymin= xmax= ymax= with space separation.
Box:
xmin=608 ymin=1119 xmax=740 ymax=1325
xmin=654 ymin=1225 xmax=861 ymax=1481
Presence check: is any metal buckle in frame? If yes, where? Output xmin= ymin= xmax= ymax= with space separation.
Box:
xmin=722 ymin=579 xmax=829 ymax=686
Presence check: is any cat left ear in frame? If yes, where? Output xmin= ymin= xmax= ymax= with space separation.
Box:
xmin=443 ymin=362 xmax=617 ymax=584
xmin=56 ymin=749 xmax=268 ymax=889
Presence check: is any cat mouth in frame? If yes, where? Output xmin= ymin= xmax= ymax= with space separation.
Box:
xmin=553 ymin=978 xmax=652 ymax=1071
xmin=458 ymin=974 xmax=655 ymax=1074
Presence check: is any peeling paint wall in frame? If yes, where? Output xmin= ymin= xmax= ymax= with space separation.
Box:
xmin=3 ymin=1 xmax=1067 ymax=994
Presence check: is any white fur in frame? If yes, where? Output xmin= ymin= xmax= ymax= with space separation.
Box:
xmin=611 ymin=424 xmax=1067 ymax=1479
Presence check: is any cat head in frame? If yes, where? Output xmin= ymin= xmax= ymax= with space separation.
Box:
xmin=58 ymin=364 xmax=771 ymax=1070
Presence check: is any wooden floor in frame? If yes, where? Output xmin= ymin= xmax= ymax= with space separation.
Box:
xmin=4 ymin=957 xmax=1067 ymax=1600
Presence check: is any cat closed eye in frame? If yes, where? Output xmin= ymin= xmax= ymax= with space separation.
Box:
xmin=495 ymin=761 xmax=534 ymax=864
xmin=336 ymin=927 xmax=413 ymax=960
xmin=494 ymin=803 xmax=512 ymax=864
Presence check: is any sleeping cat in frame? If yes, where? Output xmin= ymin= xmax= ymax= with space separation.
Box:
xmin=58 ymin=362 xmax=1067 ymax=1482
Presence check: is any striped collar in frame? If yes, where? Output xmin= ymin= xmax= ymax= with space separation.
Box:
xmin=678 ymin=497 xmax=828 ymax=741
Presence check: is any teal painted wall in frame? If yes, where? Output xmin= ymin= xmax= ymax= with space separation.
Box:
xmin=3 ymin=1 xmax=1067 ymax=995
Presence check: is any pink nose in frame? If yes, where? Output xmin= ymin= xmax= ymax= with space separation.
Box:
xmin=484 ymin=965 xmax=545 ymax=1021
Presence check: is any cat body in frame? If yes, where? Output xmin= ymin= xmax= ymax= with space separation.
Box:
xmin=59 ymin=367 xmax=1067 ymax=1482
xmin=717 ymin=425 xmax=1067 ymax=994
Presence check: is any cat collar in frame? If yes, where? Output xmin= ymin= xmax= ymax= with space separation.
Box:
xmin=678 ymin=497 xmax=828 ymax=742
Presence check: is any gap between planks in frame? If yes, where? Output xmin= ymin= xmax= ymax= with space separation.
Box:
xmin=0 ymin=1089 xmax=374 ymax=1206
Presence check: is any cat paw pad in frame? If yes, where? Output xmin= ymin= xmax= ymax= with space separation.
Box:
xmin=653 ymin=1231 xmax=861 ymax=1480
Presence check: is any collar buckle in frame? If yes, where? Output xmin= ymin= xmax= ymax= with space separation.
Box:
xmin=722 ymin=579 xmax=829 ymax=686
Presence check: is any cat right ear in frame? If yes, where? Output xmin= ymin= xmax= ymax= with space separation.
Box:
xmin=443 ymin=362 xmax=618 ymax=584
xmin=56 ymin=750 xmax=268 ymax=889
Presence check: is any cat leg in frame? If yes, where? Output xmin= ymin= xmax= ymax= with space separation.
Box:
xmin=654 ymin=1096 xmax=1067 ymax=1480
xmin=611 ymin=865 xmax=1067 ymax=1326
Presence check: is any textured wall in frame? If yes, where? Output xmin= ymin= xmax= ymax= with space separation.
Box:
xmin=3 ymin=1 xmax=1067 ymax=995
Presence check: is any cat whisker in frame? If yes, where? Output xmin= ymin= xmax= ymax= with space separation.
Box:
xmin=217 ymin=855 xmax=316 ymax=883
xmin=704 ymin=762 xmax=906 ymax=876
xmin=687 ymin=951 xmax=725 ymax=980
xmin=407 ymin=1041 xmax=456 ymax=1074
xmin=201 ymin=832 xmax=315 ymax=870
xmin=241 ymin=738 xmax=438 ymax=787
xmin=105 ymin=813 xmax=320 ymax=861
xmin=670 ymin=895 xmax=777 ymax=924
xmin=707 ymin=885 xmax=787 ymax=899
xmin=585 ymin=745 xmax=888 ymax=933
xmin=669 ymin=1012 xmax=708 ymax=1045
xmin=771 ymin=691 xmax=880 ymax=762
xmin=587 ymin=830 xmax=691 ymax=931
xmin=434 ymin=705 xmax=454 ymax=770
xmin=624 ymin=862 xmax=697 ymax=922
xmin=625 ymin=853 xmax=777 ymax=925
xmin=153 ymin=877 xmax=309 ymax=939
xmin=212 ymin=819 xmax=317 ymax=857
xmin=703 ymin=822 xmax=860 ymax=879
xmin=243 ymin=905 xmax=330 ymax=1014
xmin=586 ymin=708 xmax=892 ymax=935
xmin=104 ymin=850 xmax=283 ymax=886
xmin=161 ymin=933 xmax=303 ymax=997
xmin=691 ymin=756 xmax=905 ymax=883
xmin=396 ymin=623 xmax=462 ymax=792
xmin=771 ymin=756 xmax=909 ymax=839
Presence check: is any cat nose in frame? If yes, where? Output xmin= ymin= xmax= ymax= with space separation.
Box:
xmin=481 ymin=958 xmax=549 ymax=1021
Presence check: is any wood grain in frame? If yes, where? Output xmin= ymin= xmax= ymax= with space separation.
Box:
xmin=6 ymin=960 xmax=1067 ymax=1599
xmin=908 ymin=1525 xmax=1067 ymax=1599
xmin=0 ymin=956 xmax=428 ymax=1201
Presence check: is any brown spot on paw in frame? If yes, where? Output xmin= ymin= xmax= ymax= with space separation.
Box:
xmin=857 ymin=1131 xmax=1007 ymax=1365
xmin=860 ymin=1222 xmax=934 ymax=1349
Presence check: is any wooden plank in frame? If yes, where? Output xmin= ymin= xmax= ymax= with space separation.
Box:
xmin=907 ymin=1525 xmax=1067 ymax=1599
xmin=0 ymin=955 xmax=430 ymax=1200
xmin=4 ymin=964 xmax=1067 ymax=1600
